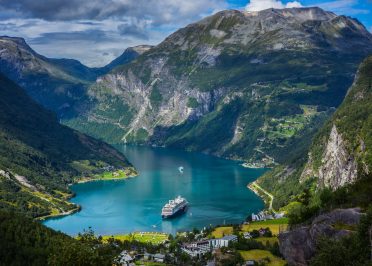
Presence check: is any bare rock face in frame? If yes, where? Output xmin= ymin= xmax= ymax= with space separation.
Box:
xmin=279 ymin=208 xmax=362 ymax=266
xmin=318 ymin=125 xmax=358 ymax=189
xmin=300 ymin=124 xmax=358 ymax=190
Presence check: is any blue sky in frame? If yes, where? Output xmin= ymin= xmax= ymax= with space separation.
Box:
xmin=0 ymin=0 xmax=370 ymax=66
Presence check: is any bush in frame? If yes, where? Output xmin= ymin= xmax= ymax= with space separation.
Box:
xmin=288 ymin=203 xmax=320 ymax=225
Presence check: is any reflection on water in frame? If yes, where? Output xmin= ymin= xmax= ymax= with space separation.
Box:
xmin=43 ymin=145 xmax=266 ymax=235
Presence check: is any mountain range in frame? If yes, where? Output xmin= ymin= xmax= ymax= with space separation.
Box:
xmin=0 ymin=36 xmax=150 ymax=118
xmin=61 ymin=7 xmax=372 ymax=167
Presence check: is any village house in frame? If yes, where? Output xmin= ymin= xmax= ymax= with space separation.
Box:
xmin=243 ymin=232 xmax=252 ymax=239
xmin=154 ymin=253 xmax=165 ymax=263
xmin=181 ymin=235 xmax=238 ymax=257
xmin=117 ymin=251 xmax=134 ymax=266
xmin=210 ymin=235 xmax=238 ymax=248
xmin=251 ymin=211 xmax=285 ymax=221
xmin=259 ymin=228 xmax=270 ymax=236
xmin=182 ymin=240 xmax=211 ymax=257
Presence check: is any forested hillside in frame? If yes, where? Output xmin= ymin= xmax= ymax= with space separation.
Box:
xmin=0 ymin=210 xmax=121 ymax=265
xmin=0 ymin=73 xmax=135 ymax=218
xmin=258 ymin=55 xmax=372 ymax=210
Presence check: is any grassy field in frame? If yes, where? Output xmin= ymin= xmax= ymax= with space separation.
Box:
xmin=135 ymin=262 xmax=166 ymax=266
xmin=102 ymin=232 xmax=168 ymax=245
xmin=255 ymin=237 xmax=279 ymax=245
xmin=239 ymin=250 xmax=286 ymax=266
xmin=241 ymin=218 xmax=288 ymax=236
xmin=211 ymin=218 xmax=288 ymax=237
xmin=76 ymin=168 xmax=136 ymax=183
xmin=211 ymin=226 xmax=234 ymax=238
xmin=249 ymin=218 xmax=288 ymax=225
xmin=94 ymin=170 xmax=128 ymax=180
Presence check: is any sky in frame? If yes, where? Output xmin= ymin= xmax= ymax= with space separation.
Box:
xmin=0 ymin=0 xmax=371 ymax=67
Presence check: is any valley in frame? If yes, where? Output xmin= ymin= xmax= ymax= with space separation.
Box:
xmin=0 ymin=4 xmax=371 ymax=266
xmin=43 ymin=145 xmax=266 ymax=235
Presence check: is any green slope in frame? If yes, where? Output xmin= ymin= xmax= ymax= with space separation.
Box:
xmin=0 ymin=210 xmax=118 ymax=265
xmin=257 ymin=55 xmax=372 ymax=209
xmin=0 ymin=73 xmax=136 ymax=218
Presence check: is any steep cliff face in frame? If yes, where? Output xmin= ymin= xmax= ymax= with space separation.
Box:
xmin=300 ymin=125 xmax=358 ymax=190
xmin=64 ymin=7 xmax=372 ymax=164
xmin=301 ymin=56 xmax=372 ymax=189
xmin=318 ymin=125 xmax=357 ymax=189
xmin=257 ymin=55 xmax=372 ymax=208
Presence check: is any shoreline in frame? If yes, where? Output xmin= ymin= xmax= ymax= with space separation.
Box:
xmin=40 ymin=151 xmax=268 ymax=232
xmin=75 ymin=174 xmax=137 ymax=184
xmin=247 ymin=181 xmax=274 ymax=211
xmin=37 ymin=206 xmax=81 ymax=221
xmin=75 ymin=166 xmax=138 ymax=184
xmin=40 ymin=168 xmax=138 ymax=221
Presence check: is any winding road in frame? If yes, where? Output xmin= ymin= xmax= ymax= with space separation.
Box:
xmin=249 ymin=181 xmax=274 ymax=211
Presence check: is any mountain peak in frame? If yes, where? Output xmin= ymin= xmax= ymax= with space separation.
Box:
xmin=0 ymin=36 xmax=28 ymax=46
xmin=243 ymin=6 xmax=337 ymax=22
xmin=0 ymin=35 xmax=36 ymax=55
xmin=103 ymin=45 xmax=153 ymax=73
xmin=158 ymin=6 xmax=371 ymax=54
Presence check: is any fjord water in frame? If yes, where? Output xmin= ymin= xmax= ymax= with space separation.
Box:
xmin=44 ymin=146 xmax=266 ymax=235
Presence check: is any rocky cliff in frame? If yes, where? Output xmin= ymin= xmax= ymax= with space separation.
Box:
xmin=279 ymin=208 xmax=362 ymax=266
xmin=300 ymin=125 xmax=358 ymax=189
xmin=64 ymin=7 xmax=372 ymax=165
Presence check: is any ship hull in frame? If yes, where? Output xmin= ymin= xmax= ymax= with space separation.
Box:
xmin=162 ymin=205 xmax=187 ymax=219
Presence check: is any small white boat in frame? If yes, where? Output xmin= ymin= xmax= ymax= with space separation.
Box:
xmin=178 ymin=166 xmax=184 ymax=174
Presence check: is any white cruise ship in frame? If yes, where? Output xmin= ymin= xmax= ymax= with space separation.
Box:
xmin=161 ymin=196 xmax=188 ymax=219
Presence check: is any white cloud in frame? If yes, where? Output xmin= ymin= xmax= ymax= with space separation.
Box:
xmin=0 ymin=18 xmax=166 ymax=66
xmin=286 ymin=1 xmax=303 ymax=8
xmin=245 ymin=0 xmax=302 ymax=12
xmin=0 ymin=0 xmax=228 ymax=67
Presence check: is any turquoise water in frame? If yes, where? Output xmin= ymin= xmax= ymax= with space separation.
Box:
xmin=43 ymin=145 xmax=266 ymax=235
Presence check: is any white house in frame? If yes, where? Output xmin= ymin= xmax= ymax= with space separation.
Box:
xmin=182 ymin=240 xmax=211 ymax=257
xmin=154 ymin=253 xmax=165 ymax=263
xmin=117 ymin=251 xmax=134 ymax=266
xmin=210 ymin=235 xmax=237 ymax=248
xmin=243 ymin=232 xmax=252 ymax=239
xmin=182 ymin=235 xmax=238 ymax=257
